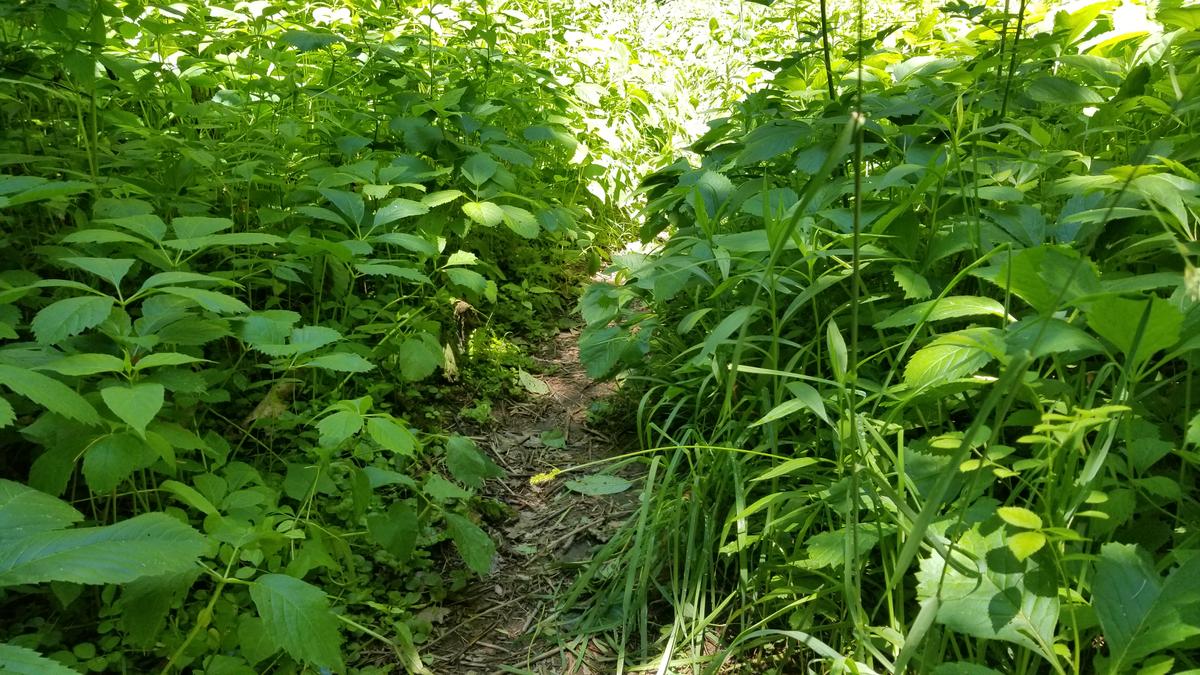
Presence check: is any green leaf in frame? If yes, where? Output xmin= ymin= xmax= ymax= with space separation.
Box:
xmin=395 ymin=334 xmax=443 ymax=381
xmin=1026 ymin=76 xmax=1104 ymax=104
xmin=462 ymin=153 xmax=499 ymax=186
xmin=916 ymin=523 xmax=1059 ymax=664
xmin=751 ymin=457 xmax=820 ymax=482
xmin=0 ymin=396 xmax=13 ymax=429
xmin=1007 ymin=531 xmax=1047 ymax=562
xmin=155 ymin=287 xmax=250 ymax=314
xmin=372 ymin=232 xmax=438 ymax=256
xmin=445 ymin=436 xmax=503 ymax=488
xmin=973 ymin=246 xmax=1100 ymax=314
xmin=893 ymin=265 xmax=933 ymax=300
xmin=319 ymin=188 xmax=364 ymax=227
xmin=445 ymin=268 xmax=488 ymax=296
xmin=171 ymin=216 xmax=232 ymax=238
xmin=737 ymin=120 xmax=809 ymax=164
xmin=0 ymin=511 xmax=206 ymax=586
xmin=31 ymin=295 xmax=114 ymax=345
xmin=249 ymin=574 xmax=344 ymax=671
xmin=564 ymin=474 xmax=633 ymax=496
xmin=62 ymin=257 xmax=135 ymax=288
xmin=444 ymin=250 xmax=478 ymax=267
xmin=366 ymin=417 xmax=417 ymax=456
xmin=0 ymin=479 xmax=82 ymax=536
xmin=445 ymin=513 xmax=495 ymax=576
xmin=462 ymin=200 xmax=504 ymax=227
xmin=134 ymin=352 xmax=208 ymax=370
xmin=1094 ymin=543 xmax=1200 ymax=673
xmin=751 ymin=382 xmax=830 ymax=427
xmin=0 ymin=364 xmax=101 ymax=425
xmin=36 ymin=353 xmax=125 ymax=376
xmin=422 ymin=190 xmax=464 ymax=207
xmin=1086 ymin=296 xmax=1182 ymax=370
xmin=101 ymin=383 xmax=165 ymax=437
xmin=578 ymin=325 xmax=636 ymax=379
xmin=302 ymin=352 xmax=375 ymax=373
xmin=904 ymin=328 xmax=1004 ymax=389
xmin=0 ymin=643 xmax=81 ymax=675
xmin=82 ymin=433 xmax=158 ymax=493
xmin=424 ymin=474 xmax=471 ymax=501
xmin=317 ymin=410 xmax=363 ymax=447
xmin=516 ymin=369 xmax=550 ymax=394
xmin=499 ymin=205 xmax=539 ymax=239
xmin=997 ymin=507 xmax=1043 ymax=530
xmin=366 ymin=501 xmax=418 ymax=564
xmin=876 ymin=296 xmax=1007 ymax=329
xmin=1005 ymin=316 xmax=1104 ymax=358
xmin=373 ymin=198 xmax=429 ymax=228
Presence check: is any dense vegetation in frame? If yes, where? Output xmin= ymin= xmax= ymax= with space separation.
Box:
xmin=1 ymin=0 xmax=1198 ymax=673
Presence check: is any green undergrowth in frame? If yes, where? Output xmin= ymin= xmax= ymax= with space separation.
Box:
xmin=0 ymin=0 xmax=738 ymax=671
xmin=577 ymin=0 xmax=1200 ymax=672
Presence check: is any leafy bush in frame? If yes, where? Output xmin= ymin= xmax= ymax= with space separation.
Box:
xmin=576 ymin=0 xmax=1200 ymax=671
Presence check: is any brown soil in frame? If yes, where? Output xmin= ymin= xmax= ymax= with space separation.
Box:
xmin=420 ymin=330 xmax=635 ymax=674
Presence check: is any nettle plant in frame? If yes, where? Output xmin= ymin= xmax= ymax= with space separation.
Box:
xmin=576 ymin=0 xmax=1200 ymax=672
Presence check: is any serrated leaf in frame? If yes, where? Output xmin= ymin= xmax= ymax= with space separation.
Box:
xmin=36 ymin=353 xmax=125 ymax=376
xmin=445 ymin=250 xmax=478 ymax=267
xmin=156 ymin=287 xmax=250 ymax=314
xmin=317 ymin=409 xmax=362 ymax=447
xmin=1085 ymin=296 xmax=1182 ymax=370
xmin=249 ymin=574 xmax=344 ymax=670
xmin=1094 ymin=543 xmax=1200 ymax=673
xmin=893 ymin=266 xmax=933 ymax=300
xmin=395 ymin=334 xmax=443 ymax=381
xmin=319 ymin=188 xmax=364 ymax=227
xmin=737 ymin=120 xmax=810 ymax=164
xmin=997 ymin=506 xmax=1043 ymax=530
xmin=134 ymin=352 xmax=208 ymax=370
xmin=367 ymin=501 xmax=418 ymax=564
xmin=366 ymin=417 xmax=417 ymax=456
xmin=1027 ymin=76 xmax=1103 ymax=104
xmin=101 ymin=383 xmax=165 ymax=437
xmin=500 ymin=205 xmax=539 ymax=238
xmin=0 ymin=364 xmax=101 ymax=425
xmin=445 ymin=436 xmax=503 ymax=488
xmin=444 ymin=268 xmax=488 ymax=296
xmin=904 ymin=328 xmax=1003 ymax=389
xmin=0 ymin=397 xmax=13 ymax=429
xmin=461 ymin=153 xmax=499 ymax=186
xmin=1005 ymin=316 xmax=1104 ymax=358
xmin=424 ymin=473 xmax=471 ymax=502
xmin=0 ymin=511 xmax=207 ymax=586
xmin=462 ymin=200 xmax=504 ymax=227
xmin=171 ymin=216 xmax=232 ymax=238
xmin=82 ymin=433 xmax=158 ymax=493
xmin=0 ymin=479 xmax=82 ymax=536
xmin=371 ymin=232 xmax=438 ymax=256
xmin=876 ymin=296 xmax=1007 ymax=329
xmin=916 ymin=523 xmax=1059 ymax=664
xmin=422 ymin=189 xmax=463 ymax=207
xmin=31 ymin=295 xmax=114 ymax=345
xmin=302 ymin=352 xmax=375 ymax=373
xmin=373 ymin=198 xmax=429 ymax=227
xmin=564 ymin=474 xmax=632 ymax=495
xmin=62 ymin=257 xmax=135 ymax=288
xmin=445 ymin=513 xmax=495 ymax=576
xmin=0 ymin=643 xmax=82 ymax=674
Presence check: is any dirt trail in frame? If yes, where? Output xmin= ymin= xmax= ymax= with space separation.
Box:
xmin=423 ymin=330 xmax=633 ymax=674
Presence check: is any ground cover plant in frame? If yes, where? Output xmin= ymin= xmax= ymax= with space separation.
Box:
xmin=2 ymin=0 xmax=1199 ymax=672
xmin=577 ymin=0 xmax=1200 ymax=672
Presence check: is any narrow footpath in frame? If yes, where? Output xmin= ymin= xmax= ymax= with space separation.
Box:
xmin=424 ymin=330 xmax=636 ymax=674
